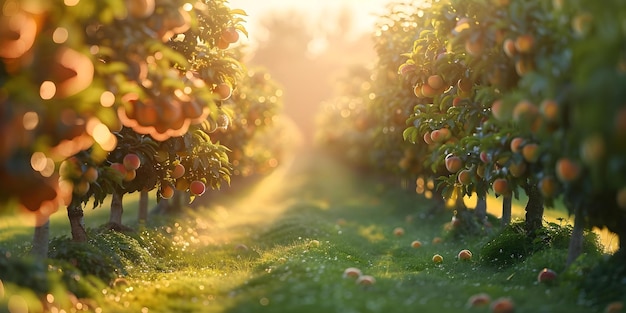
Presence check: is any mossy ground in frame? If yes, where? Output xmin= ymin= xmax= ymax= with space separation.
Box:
xmin=0 ymin=150 xmax=623 ymax=313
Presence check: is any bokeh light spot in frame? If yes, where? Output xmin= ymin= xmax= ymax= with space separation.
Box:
xmin=64 ymin=0 xmax=80 ymax=6
xmin=100 ymin=91 xmax=115 ymax=107
xmin=52 ymin=27 xmax=69 ymax=44
xmin=30 ymin=152 xmax=47 ymax=172
xmin=40 ymin=81 xmax=57 ymax=99
xmin=23 ymin=111 xmax=39 ymax=130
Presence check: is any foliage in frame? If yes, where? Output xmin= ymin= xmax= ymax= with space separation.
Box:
xmin=212 ymin=67 xmax=285 ymax=178
xmin=48 ymin=236 xmax=123 ymax=282
xmin=0 ymin=252 xmax=50 ymax=294
xmin=0 ymin=0 xmax=259 ymax=218
xmin=480 ymin=221 xmax=602 ymax=267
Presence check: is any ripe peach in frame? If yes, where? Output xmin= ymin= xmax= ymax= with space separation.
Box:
xmin=492 ymin=178 xmax=510 ymax=195
xmin=537 ymin=268 xmax=557 ymax=283
xmin=580 ymin=135 xmax=606 ymax=165
xmin=491 ymin=100 xmax=507 ymax=121
xmin=411 ymin=240 xmax=423 ymax=248
xmin=514 ymin=34 xmax=535 ymax=53
xmin=513 ymin=100 xmax=539 ymax=124
xmin=503 ymin=38 xmax=516 ymax=58
xmin=431 ymin=128 xmax=451 ymax=143
xmin=522 ymin=143 xmax=540 ymax=163
xmin=413 ymin=84 xmax=423 ymax=98
xmin=510 ymin=137 xmax=524 ymax=153
xmin=343 ymin=267 xmax=362 ymax=279
xmin=453 ymin=97 xmax=464 ymax=107
xmin=421 ymin=84 xmax=439 ymax=98
xmin=540 ymin=99 xmax=559 ymax=121
xmin=445 ymin=155 xmax=463 ymax=173
xmin=356 ymin=275 xmax=376 ymax=286
xmin=221 ymin=27 xmax=239 ymax=43
xmin=124 ymin=169 xmax=136 ymax=181
xmin=399 ymin=63 xmax=417 ymax=76
xmin=556 ymin=158 xmax=581 ymax=182
xmin=427 ymin=75 xmax=445 ymax=90
xmin=616 ymin=187 xmax=626 ymax=210
xmin=190 ymin=180 xmax=206 ymax=196
xmin=217 ymin=38 xmax=230 ymax=50
xmin=466 ymin=293 xmax=491 ymax=308
xmin=490 ymin=297 xmax=515 ymax=313
xmin=515 ymin=58 xmax=534 ymax=76
xmin=73 ymin=180 xmax=90 ymax=196
xmin=123 ymin=153 xmax=141 ymax=171
xmin=605 ymin=301 xmax=624 ymax=313
xmin=432 ymin=254 xmax=444 ymax=263
xmin=508 ymin=160 xmax=527 ymax=178
xmin=393 ymin=227 xmax=405 ymax=236
xmin=457 ymin=249 xmax=472 ymax=261
xmin=161 ymin=183 xmax=175 ymax=199
xmin=539 ymin=176 xmax=558 ymax=198
xmin=480 ymin=151 xmax=491 ymax=164
xmin=458 ymin=169 xmax=472 ymax=185
xmin=423 ymin=132 xmax=434 ymax=145
xmin=213 ymin=83 xmax=233 ymax=101
xmin=83 ymin=167 xmax=99 ymax=183
xmin=172 ymin=163 xmax=185 ymax=179
xmin=110 ymin=162 xmax=127 ymax=177
xmin=465 ymin=38 xmax=484 ymax=56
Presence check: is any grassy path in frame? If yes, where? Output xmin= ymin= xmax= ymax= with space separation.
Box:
xmin=95 ymin=150 xmax=603 ymax=313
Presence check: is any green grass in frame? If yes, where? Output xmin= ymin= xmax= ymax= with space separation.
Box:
xmin=0 ymin=150 xmax=623 ymax=312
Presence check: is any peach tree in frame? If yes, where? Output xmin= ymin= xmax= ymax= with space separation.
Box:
xmin=1 ymin=0 xmax=248 ymax=249
xmin=400 ymin=0 xmax=626 ymax=260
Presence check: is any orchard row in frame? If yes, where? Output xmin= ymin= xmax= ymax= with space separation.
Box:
xmin=316 ymin=0 xmax=626 ymax=260
xmin=0 ymin=0 xmax=285 ymax=251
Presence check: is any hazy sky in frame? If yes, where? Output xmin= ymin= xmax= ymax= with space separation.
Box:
xmin=228 ymin=0 xmax=391 ymax=48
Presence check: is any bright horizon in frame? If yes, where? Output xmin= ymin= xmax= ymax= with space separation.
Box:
xmin=228 ymin=0 xmax=394 ymax=50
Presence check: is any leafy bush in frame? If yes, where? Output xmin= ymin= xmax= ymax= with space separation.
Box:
xmin=0 ymin=251 xmax=49 ymax=294
xmin=91 ymin=230 xmax=158 ymax=272
xmin=577 ymin=252 xmax=626 ymax=308
xmin=480 ymin=221 xmax=601 ymax=267
xmin=48 ymin=236 xmax=123 ymax=282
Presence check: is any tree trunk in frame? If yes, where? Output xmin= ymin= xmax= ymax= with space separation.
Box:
xmin=474 ymin=194 xmax=487 ymax=222
xmin=567 ymin=207 xmax=585 ymax=266
xmin=428 ymin=191 xmax=446 ymax=215
xmin=501 ymin=194 xmax=512 ymax=226
xmin=164 ymin=190 xmax=186 ymax=215
xmin=455 ymin=191 xmax=466 ymax=211
xmin=31 ymin=219 xmax=50 ymax=259
xmin=138 ymin=188 xmax=149 ymax=223
xmin=109 ymin=189 xmax=124 ymax=225
xmin=524 ymin=184 xmax=544 ymax=235
xmin=152 ymin=197 xmax=169 ymax=215
xmin=68 ymin=199 xmax=88 ymax=242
